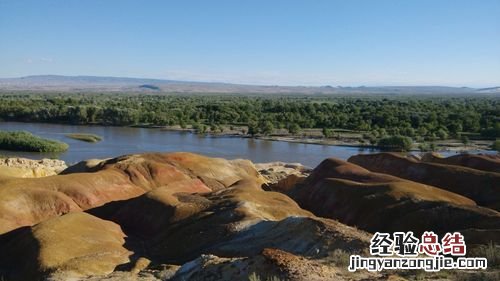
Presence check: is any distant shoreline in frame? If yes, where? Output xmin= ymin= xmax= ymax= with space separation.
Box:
xmin=1 ymin=121 xmax=497 ymax=155
xmin=155 ymin=126 xmax=496 ymax=154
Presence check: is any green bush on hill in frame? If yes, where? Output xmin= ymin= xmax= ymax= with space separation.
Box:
xmin=0 ymin=131 xmax=69 ymax=152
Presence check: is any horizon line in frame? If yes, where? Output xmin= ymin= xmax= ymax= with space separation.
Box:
xmin=0 ymin=74 xmax=499 ymax=89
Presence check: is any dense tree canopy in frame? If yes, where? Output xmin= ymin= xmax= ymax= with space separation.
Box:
xmin=0 ymin=93 xmax=498 ymax=141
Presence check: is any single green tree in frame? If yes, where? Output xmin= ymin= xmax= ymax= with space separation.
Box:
xmin=261 ymin=121 xmax=274 ymax=136
xmin=461 ymin=135 xmax=470 ymax=146
xmin=288 ymin=123 xmax=301 ymax=135
xmin=322 ymin=127 xmax=335 ymax=138
xmin=247 ymin=121 xmax=259 ymax=136
xmin=491 ymin=140 xmax=500 ymax=152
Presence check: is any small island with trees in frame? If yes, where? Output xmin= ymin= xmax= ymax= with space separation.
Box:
xmin=0 ymin=130 xmax=68 ymax=153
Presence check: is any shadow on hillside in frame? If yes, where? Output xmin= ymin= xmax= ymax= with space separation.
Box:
xmin=0 ymin=226 xmax=41 ymax=281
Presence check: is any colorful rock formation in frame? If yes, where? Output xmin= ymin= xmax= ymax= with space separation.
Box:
xmin=0 ymin=152 xmax=498 ymax=281
xmin=348 ymin=153 xmax=500 ymax=211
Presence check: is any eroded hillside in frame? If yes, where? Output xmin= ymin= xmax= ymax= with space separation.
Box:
xmin=0 ymin=152 xmax=499 ymax=281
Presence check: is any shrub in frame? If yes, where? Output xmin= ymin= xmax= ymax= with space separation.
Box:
xmin=436 ymin=128 xmax=448 ymax=140
xmin=461 ymin=135 xmax=470 ymax=146
xmin=418 ymin=142 xmax=437 ymax=152
xmin=248 ymin=121 xmax=259 ymax=136
xmin=492 ymin=140 xmax=500 ymax=152
xmin=0 ymin=131 xmax=69 ymax=152
xmin=418 ymin=143 xmax=430 ymax=152
xmin=287 ymin=123 xmax=301 ymax=135
xmin=469 ymin=242 xmax=500 ymax=267
xmin=481 ymin=125 xmax=500 ymax=139
xmin=452 ymin=271 xmax=500 ymax=281
xmin=322 ymin=127 xmax=335 ymax=138
xmin=249 ymin=272 xmax=283 ymax=281
xmin=329 ymin=249 xmax=351 ymax=267
xmin=378 ymin=135 xmax=413 ymax=151
xmin=260 ymin=121 xmax=274 ymax=136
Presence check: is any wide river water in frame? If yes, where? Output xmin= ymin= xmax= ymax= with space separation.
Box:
xmin=0 ymin=122 xmax=494 ymax=167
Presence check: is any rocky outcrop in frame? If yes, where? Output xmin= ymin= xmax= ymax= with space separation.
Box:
xmin=1 ymin=152 xmax=498 ymax=280
xmin=96 ymin=152 xmax=265 ymax=191
xmin=256 ymin=161 xmax=311 ymax=183
xmin=87 ymin=179 xmax=212 ymax=237
xmin=0 ymin=157 xmax=67 ymax=178
xmin=0 ymin=212 xmax=130 ymax=281
xmin=286 ymin=158 xmax=500 ymax=242
xmin=171 ymin=248 xmax=376 ymax=281
xmin=256 ymin=161 xmax=311 ymax=192
xmin=0 ymin=152 xmax=264 ymax=234
xmin=59 ymin=249 xmax=386 ymax=281
xmin=59 ymin=158 xmax=107 ymax=174
xmin=90 ymin=179 xmax=370 ymax=264
xmin=0 ymin=169 xmax=372 ymax=281
xmin=421 ymin=152 xmax=500 ymax=173
xmin=348 ymin=153 xmax=500 ymax=211
xmin=0 ymin=169 xmax=144 ymax=234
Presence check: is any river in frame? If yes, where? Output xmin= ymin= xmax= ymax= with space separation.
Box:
xmin=0 ymin=122 xmax=493 ymax=167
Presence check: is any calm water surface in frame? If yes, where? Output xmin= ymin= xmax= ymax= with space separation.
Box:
xmin=0 ymin=122 xmax=493 ymax=167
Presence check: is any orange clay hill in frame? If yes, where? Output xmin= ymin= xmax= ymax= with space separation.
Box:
xmin=0 ymin=152 xmax=264 ymax=234
xmin=284 ymin=157 xmax=500 ymax=241
xmin=348 ymin=152 xmax=500 ymax=211
xmin=420 ymin=152 xmax=500 ymax=173
xmin=0 ymin=152 xmax=499 ymax=281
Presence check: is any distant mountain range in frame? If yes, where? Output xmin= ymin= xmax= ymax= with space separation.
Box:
xmin=0 ymin=75 xmax=499 ymax=95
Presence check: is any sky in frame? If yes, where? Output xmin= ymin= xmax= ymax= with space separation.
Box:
xmin=0 ymin=0 xmax=499 ymax=87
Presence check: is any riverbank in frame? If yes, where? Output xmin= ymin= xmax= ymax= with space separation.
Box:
xmin=258 ymin=135 xmax=495 ymax=153
xmin=1 ymin=121 xmax=496 ymax=153
xmin=0 ymin=122 xmax=496 ymax=167
xmin=157 ymin=125 xmax=496 ymax=154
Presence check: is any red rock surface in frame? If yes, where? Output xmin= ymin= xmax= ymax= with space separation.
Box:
xmin=421 ymin=153 xmax=500 ymax=173
xmin=90 ymin=179 xmax=370 ymax=263
xmin=0 ymin=173 xmax=372 ymax=281
xmin=1 ymin=152 xmax=498 ymax=281
xmin=286 ymin=157 xmax=500 ymax=242
xmin=0 ymin=152 xmax=264 ymax=234
xmin=348 ymin=153 xmax=500 ymax=211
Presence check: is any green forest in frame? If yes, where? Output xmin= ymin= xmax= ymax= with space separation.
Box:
xmin=0 ymin=93 xmax=498 ymax=148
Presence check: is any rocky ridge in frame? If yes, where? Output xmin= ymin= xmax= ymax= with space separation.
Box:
xmin=0 ymin=152 xmax=498 ymax=281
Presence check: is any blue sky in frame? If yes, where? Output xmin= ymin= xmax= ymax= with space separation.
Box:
xmin=0 ymin=0 xmax=499 ymax=86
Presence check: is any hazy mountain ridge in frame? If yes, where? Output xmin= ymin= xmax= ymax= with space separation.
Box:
xmin=0 ymin=75 xmax=497 ymax=95
xmin=477 ymin=86 xmax=500 ymax=93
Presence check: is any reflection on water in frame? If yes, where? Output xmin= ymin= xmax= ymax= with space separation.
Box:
xmin=0 ymin=122 xmax=489 ymax=167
